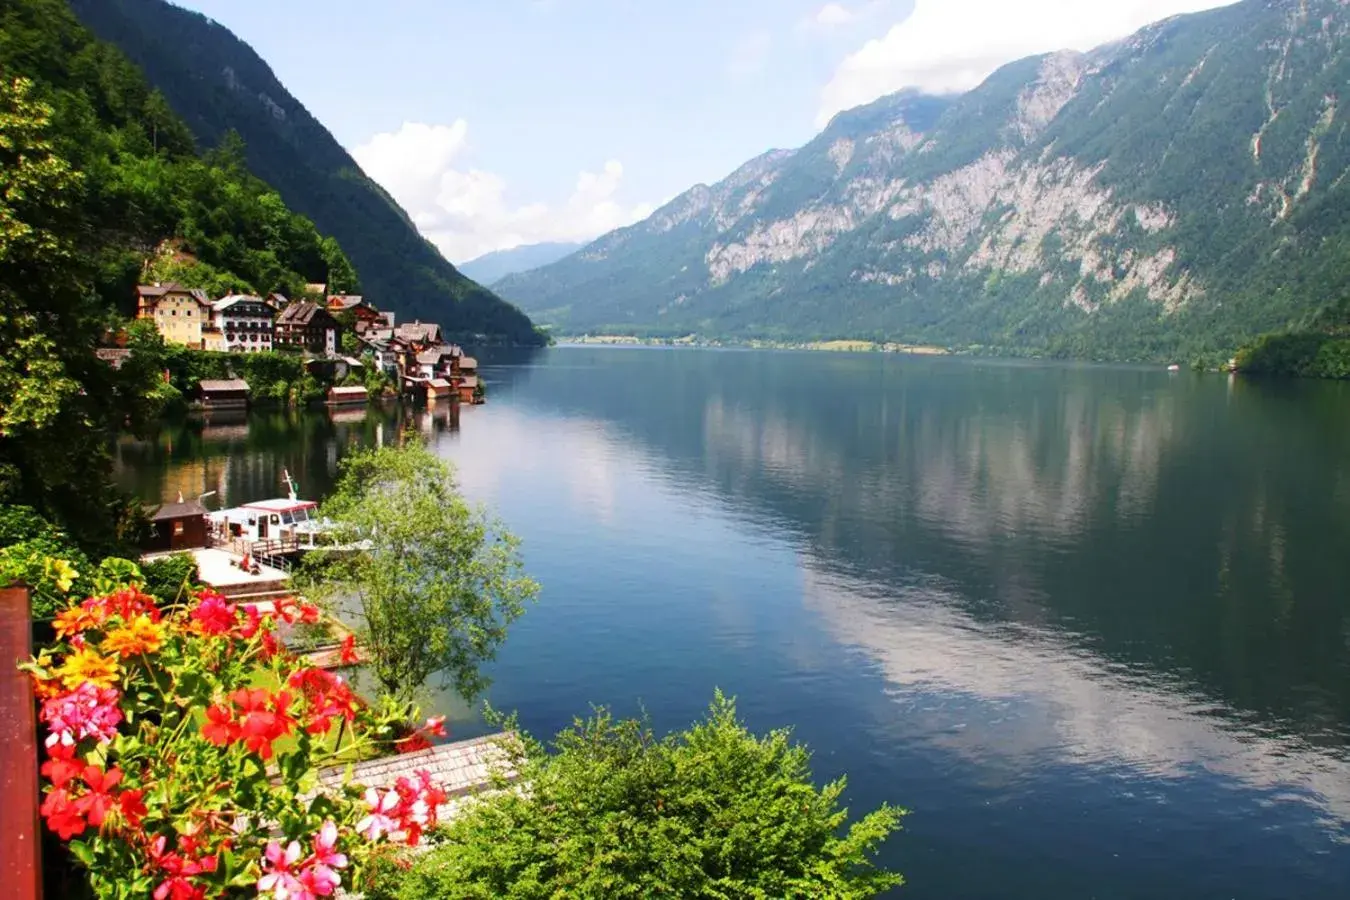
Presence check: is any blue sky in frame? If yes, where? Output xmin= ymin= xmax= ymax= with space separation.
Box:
xmin=175 ymin=0 xmax=1232 ymax=263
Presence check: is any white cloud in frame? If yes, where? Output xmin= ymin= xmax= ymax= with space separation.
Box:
xmin=814 ymin=3 xmax=856 ymax=27
xmin=351 ymin=121 xmax=653 ymax=263
xmin=817 ymin=0 xmax=1238 ymax=125
xmin=728 ymin=31 xmax=773 ymax=78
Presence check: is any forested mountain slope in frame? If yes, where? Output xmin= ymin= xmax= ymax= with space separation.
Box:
xmin=69 ymin=0 xmax=544 ymax=344
xmin=498 ymin=0 xmax=1350 ymax=361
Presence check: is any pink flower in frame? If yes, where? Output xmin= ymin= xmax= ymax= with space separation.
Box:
xmin=299 ymin=820 xmax=347 ymax=896
xmin=422 ymin=715 xmax=448 ymax=738
xmin=257 ymin=839 xmax=306 ymax=898
xmin=356 ymin=787 xmax=403 ymax=842
xmin=40 ymin=682 xmax=123 ymax=749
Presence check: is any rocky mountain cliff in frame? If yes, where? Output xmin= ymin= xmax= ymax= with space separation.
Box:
xmin=69 ymin=0 xmax=544 ymax=345
xmin=498 ymin=0 xmax=1350 ymax=360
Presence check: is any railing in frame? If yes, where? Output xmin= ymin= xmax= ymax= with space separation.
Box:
xmin=0 ymin=586 xmax=42 ymax=899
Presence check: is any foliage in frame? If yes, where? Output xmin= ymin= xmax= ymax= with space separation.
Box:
xmin=300 ymin=439 xmax=538 ymax=703
xmin=138 ymin=551 xmax=199 ymax=605
xmin=370 ymin=693 xmax=905 ymax=900
xmin=0 ymin=504 xmax=93 ymax=617
xmin=68 ymin=0 xmax=545 ymax=346
xmin=20 ymin=563 xmax=454 ymax=899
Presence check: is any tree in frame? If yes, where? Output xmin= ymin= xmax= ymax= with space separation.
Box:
xmin=367 ymin=693 xmax=905 ymax=899
xmin=301 ymin=438 xmax=538 ymax=703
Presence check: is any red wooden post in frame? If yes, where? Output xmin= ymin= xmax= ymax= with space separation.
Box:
xmin=0 ymin=586 xmax=42 ymax=900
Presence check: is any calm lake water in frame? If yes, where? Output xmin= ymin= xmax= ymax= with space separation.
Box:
xmin=114 ymin=347 xmax=1350 ymax=899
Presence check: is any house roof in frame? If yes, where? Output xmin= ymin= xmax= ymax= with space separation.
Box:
xmin=427 ymin=378 xmax=453 ymax=389
xmin=137 ymin=283 xmax=211 ymax=308
xmin=95 ymin=348 xmax=132 ymax=369
xmin=149 ymin=500 xmax=207 ymax=521
xmin=458 ymin=376 xmax=479 ymax=389
xmin=459 ymin=357 xmax=478 ymax=370
xmin=396 ymin=322 xmax=441 ymax=343
xmin=198 ymin=379 xmax=249 ymax=393
xmin=328 ymin=385 xmax=368 ymax=396
xmin=213 ymin=295 xmax=273 ymax=314
xmin=327 ymin=295 xmax=365 ymax=309
xmin=277 ymin=301 xmax=332 ymax=326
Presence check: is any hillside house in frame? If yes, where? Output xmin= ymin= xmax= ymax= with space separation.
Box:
xmin=415 ymin=344 xmax=463 ymax=380
xmin=211 ymin=295 xmax=276 ymax=353
xmin=275 ymin=301 xmax=343 ymax=356
xmin=395 ymin=321 xmax=442 ymax=351
xmin=456 ymin=376 xmax=480 ymax=404
xmin=327 ymin=295 xmax=383 ymax=327
xmin=137 ymin=283 xmax=213 ymax=348
xmin=144 ymin=500 xmax=209 ymax=553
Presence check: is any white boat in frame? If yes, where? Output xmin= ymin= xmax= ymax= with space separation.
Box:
xmin=209 ymin=471 xmax=335 ymax=552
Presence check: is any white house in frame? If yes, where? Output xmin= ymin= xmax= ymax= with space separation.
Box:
xmin=211 ymin=295 xmax=277 ymax=354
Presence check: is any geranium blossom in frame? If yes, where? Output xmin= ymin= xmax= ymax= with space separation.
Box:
xmin=258 ymin=838 xmax=305 ymax=898
xmin=188 ymin=593 xmax=237 ymax=636
xmin=41 ymin=681 xmax=123 ymax=747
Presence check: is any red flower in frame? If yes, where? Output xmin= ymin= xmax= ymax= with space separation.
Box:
xmin=231 ymin=688 xmax=296 ymax=760
xmin=40 ymin=743 xmax=84 ymax=789
xmin=148 ymin=836 xmax=217 ymax=900
xmin=259 ymin=631 xmax=282 ymax=661
xmin=288 ymin=667 xmax=358 ymax=735
xmin=74 ymin=764 xmax=123 ymax=828
xmin=201 ymin=703 xmax=239 ymax=746
xmin=118 ymin=789 xmax=147 ymax=829
xmin=239 ymin=605 xmax=265 ymax=639
xmin=188 ymin=593 xmax=237 ymax=636
xmin=338 ymin=633 xmax=359 ymax=666
xmin=40 ymin=788 xmax=86 ymax=839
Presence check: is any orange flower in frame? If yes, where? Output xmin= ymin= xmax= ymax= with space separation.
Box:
xmin=56 ymin=648 xmax=121 ymax=690
xmin=53 ymin=605 xmax=101 ymax=640
xmin=101 ymin=616 xmax=167 ymax=658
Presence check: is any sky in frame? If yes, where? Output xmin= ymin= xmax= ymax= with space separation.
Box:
xmin=174 ymin=0 xmax=1235 ymax=264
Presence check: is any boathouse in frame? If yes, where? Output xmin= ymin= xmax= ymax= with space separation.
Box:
xmin=426 ymin=378 xmax=454 ymax=401
xmin=457 ymin=375 xmax=480 ymax=404
xmin=198 ymin=378 xmax=250 ymax=410
xmin=327 ymin=385 xmax=369 ymax=406
xmin=144 ymin=500 xmax=209 ymax=553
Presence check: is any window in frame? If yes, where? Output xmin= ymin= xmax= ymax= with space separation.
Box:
xmin=172 ymin=521 xmax=185 ymax=536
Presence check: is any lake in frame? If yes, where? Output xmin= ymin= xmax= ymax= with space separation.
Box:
xmin=114 ymin=347 xmax=1350 ymax=899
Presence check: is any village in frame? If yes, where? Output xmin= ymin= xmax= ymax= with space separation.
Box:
xmin=116 ymin=281 xmax=484 ymax=408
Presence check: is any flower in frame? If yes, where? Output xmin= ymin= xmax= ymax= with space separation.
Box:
xmin=355 ymin=788 xmax=403 ymax=843
xmin=338 ymin=633 xmax=359 ymax=666
xmin=232 ymin=688 xmax=296 ymax=759
xmin=73 ymin=764 xmax=123 ymax=828
xmin=101 ymin=615 xmax=166 ymax=658
xmin=40 ymin=743 xmax=84 ymax=789
xmin=422 ymin=715 xmax=448 ymax=738
xmin=40 ymin=788 xmax=86 ymax=839
xmin=55 ymin=648 xmax=121 ymax=689
xmin=148 ymin=835 xmax=217 ymax=900
xmin=257 ymin=839 xmax=305 ymax=898
xmin=41 ymin=681 xmax=122 ymax=748
xmin=117 ymin=788 xmax=146 ymax=829
xmin=200 ymin=702 xmax=239 ymax=747
xmin=288 ymin=667 xmax=358 ymax=735
xmin=188 ymin=592 xmax=237 ymax=636
xmin=52 ymin=605 xmax=100 ymax=640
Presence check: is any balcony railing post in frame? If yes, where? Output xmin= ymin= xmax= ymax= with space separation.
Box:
xmin=0 ymin=585 xmax=42 ymax=899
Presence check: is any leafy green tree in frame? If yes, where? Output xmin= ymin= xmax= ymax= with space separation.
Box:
xmin=301 ymin=438 xmax=538 ymax=702
xmin=369 ymin=693 xmax=905 ymax=900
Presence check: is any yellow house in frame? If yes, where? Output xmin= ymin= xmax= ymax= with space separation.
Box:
xmin=137 ymin=283 xmax=214 ymax=348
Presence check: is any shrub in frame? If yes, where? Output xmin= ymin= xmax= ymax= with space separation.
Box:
xmin=372 ymin=693 xmax=905 ymax=899
xmin=138 ymin=552 xmax=200 ymax=605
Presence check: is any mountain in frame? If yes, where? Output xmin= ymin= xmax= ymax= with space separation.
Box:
xmin=498 ymin=0 xmax=1350 ymax=362
xmin=68 ymin=0 xmax=544 ymax=345
xmin=459 ymin=242 xmax=585 ymax=286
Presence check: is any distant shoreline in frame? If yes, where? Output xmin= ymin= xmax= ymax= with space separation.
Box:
xmin=553 ymin=335 xmax=952 ymax=355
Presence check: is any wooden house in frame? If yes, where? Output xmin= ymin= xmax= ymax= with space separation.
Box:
xmin=426 ymin=378 xmax=454 ymax=401
xmin=198 ymin=379 xmax=250 ymax=409
xmin=144 ymin=500 xmax=209 ymax=553
xmin=276 ymin=301 xmax=343 ymax=356
xmin=456 ymin=375 xmax=481 ymax=404
xmin=327 ymin=385 xmax=369 ymax=406
xmin=327 ymin=295 xmax=383 ymax=328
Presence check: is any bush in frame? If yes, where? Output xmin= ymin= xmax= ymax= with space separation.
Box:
xmin=371 ymin=693 xmax=905 ymax=899
xmin=138 ymin=552 xmax=199 ymax=605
